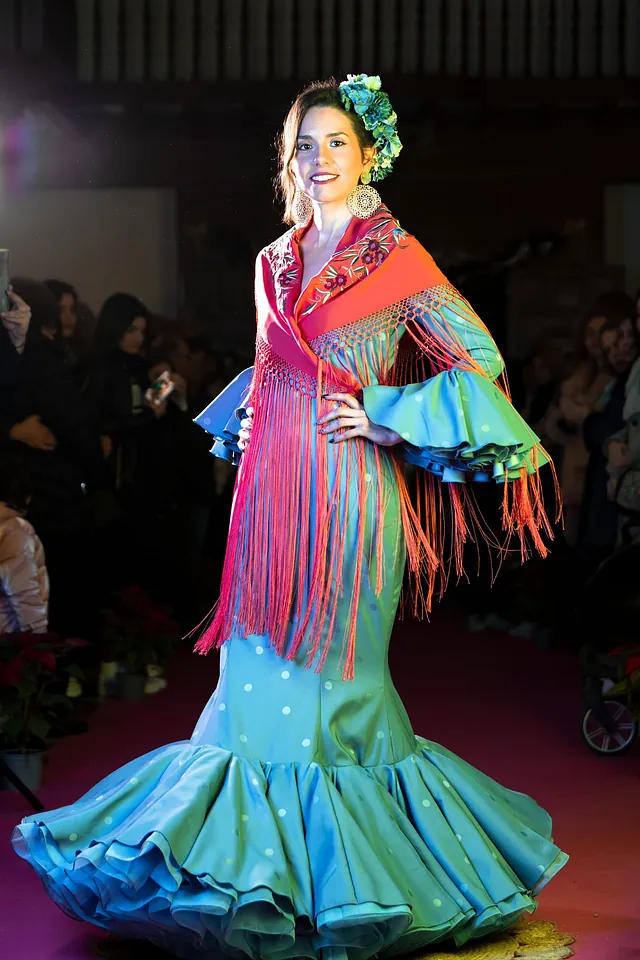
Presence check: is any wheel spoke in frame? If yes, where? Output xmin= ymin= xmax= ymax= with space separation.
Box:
xmin=601 ymin=735 xmax=611 ymax=751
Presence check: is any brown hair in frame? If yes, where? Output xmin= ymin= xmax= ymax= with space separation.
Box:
xmin=277 ymin=79 xmax=375 ymax=225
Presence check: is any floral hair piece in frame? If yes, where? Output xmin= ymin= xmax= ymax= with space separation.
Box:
xmin=338 ymin=73 xmax=403 ymax=183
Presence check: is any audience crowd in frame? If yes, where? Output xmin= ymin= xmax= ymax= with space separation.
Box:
xmin=1 ymin=275 xmax=639 ymax=716
xmin=0 ymin=277 xmax=250 ymax=708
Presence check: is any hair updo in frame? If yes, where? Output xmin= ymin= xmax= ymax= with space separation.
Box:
xmin=277 ymin=79 xmax=375 ymax=226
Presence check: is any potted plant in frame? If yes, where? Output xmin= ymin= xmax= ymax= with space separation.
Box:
xmin=0 ymin=634 xmax=86 ymax=791
xmin=99 ymin=586 xmax=179 ymax=702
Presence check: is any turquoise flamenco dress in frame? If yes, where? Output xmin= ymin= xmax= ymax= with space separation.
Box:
xmin=12 ymin=241 xmax=568 ymax=960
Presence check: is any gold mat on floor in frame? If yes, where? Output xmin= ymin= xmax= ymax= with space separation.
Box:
xmin=419 ymin=919 xmax=576 ymax=960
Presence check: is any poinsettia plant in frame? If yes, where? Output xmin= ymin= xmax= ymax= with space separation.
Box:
xmin=0 ymin=635 xmax=87 ymax=752
xmin=100 ymin=586 xmax=180 ymax=676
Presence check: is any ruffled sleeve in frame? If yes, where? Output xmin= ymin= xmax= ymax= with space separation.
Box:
xmin=193 ymin=366 xmax=254 ymax=464
xmin=362 ymin=284 xmax=546 ymax=484
xmin=364 ymin=370 xmax=547 ymax=483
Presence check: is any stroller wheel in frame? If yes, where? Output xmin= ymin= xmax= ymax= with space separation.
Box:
xmin=581 ymin=698 xmax=638 ymax=755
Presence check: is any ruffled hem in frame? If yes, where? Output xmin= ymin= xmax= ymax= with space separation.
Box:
xmin=363 ymin=371 xmax=548 ymax=483
xmin=12 ymin=738 xmax=568 ymax=960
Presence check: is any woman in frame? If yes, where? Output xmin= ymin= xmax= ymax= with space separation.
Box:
xmin=544 ymin=297 xmax=629 ymax=545
xmin=83 ymin=293 xmax=163 ymax=497
xmin=13 ymin=77 xmax=567 ymax=959
xmin=580 ymin=309 xmax=639 ymax=552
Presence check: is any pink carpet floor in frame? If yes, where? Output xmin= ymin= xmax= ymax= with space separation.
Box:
xmin=1 ymin=609 xmax=639 ymax=959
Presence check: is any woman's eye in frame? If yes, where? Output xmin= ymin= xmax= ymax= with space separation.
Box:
xmin=296 ymin=143 xmax=311 ymax=151
xmin=330 ymin=139 xmax=345 ymax=147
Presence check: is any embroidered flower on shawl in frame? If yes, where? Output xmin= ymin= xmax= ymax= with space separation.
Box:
xmin=298 ymin=210 xmax=406 ymax=317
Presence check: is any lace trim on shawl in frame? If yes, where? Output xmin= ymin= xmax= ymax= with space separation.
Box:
xmin=309 ymin=283 xmax=458 ymax=365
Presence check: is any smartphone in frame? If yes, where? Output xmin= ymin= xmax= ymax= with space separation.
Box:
xmin=145 ymin=369 xmax=175 ymax=407
xmin=0 ymin=249 xmax=10 ymax=314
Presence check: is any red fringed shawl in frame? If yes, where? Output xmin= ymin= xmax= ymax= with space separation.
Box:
xmin=195 ymin=207 xmax=560 ymax=678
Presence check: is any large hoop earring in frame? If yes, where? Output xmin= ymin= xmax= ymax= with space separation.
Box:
xmin=292 ymin=189 xmax=313 ymax=226
xmin=346 ymin=182 xmax=381 ymax=220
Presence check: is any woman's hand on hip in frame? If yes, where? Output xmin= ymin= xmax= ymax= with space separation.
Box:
xmin=238 ymin=406 xmax=254 ymax=451
xmin=318 ymin=393 xmax=402 ymax=447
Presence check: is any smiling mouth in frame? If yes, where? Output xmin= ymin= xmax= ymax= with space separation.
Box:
xmin=310 ymin=174 xmax=339 ymax=183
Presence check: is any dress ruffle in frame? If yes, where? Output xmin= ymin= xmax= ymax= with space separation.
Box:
xmin=363 ymin=371 xmax=548 ymax=483
xmin=194 ymin=366 xmax=254 ymax=464
xmin=12 ymin=739 xmax=567 ymax=960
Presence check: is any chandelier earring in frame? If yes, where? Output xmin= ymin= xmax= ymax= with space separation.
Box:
xmin=292 ymin=189 xmax=313 ymax=226
xmin=346 ymin=180 xmax=381 ymax=220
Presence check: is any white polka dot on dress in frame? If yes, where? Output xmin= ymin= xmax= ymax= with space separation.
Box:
xmin=241 ymin=814 xmax=249 ymax=822
xmin=278 ymin=808 xmax=287 ymax=818
xmin=481 ymin=424 xmax=490 ymax=432
xmin=240 ymin=734 xmax=248 ymax=743
xmin=414 ymin=394 xmax=423 ymax=403
xmin=282 ymin=706 xmax=291 ymax=715
xmin=225 ymin=857 xmax=233 ymax=865
xmin=324 ymin=681 xmax=332 ymax=690
xmin=422 ymin=799 xmax=431 ymax=808
xmin=104 ymin=817 xmax=112 ymax=825
xmin=302 ymin=738 xmax=311 ymax=747
xmin=255 ymin=646 xmax=264 ymax=655
xmin=252 ymin=778 xmax=259 ymax=786
xmin=376 ymin=731 xmax=385 ymax=739
xmin=401 ymin=432 xmax=411 ymax=440
xmin=130 ymin=777 xmax=138 ymax=785
xmin=218 ymin=702 xmax=226 ymax=711
xmin=69 ymin=833 xmax=78 ymax=842
xmin=265 ymin=848 xmax=274 ymax=857
xmin=244 ymin=683 xmax=253 ymax=692
xmin=281 ymin=671 xmax=290 ymax=679
xmin=433 ymin=899 xmax=442 ymax=908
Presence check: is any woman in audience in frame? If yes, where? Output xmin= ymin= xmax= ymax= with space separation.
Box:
xmin=44 ymin=279 xmax=89 ymax=372
xmin=3 ymin=279 xmax=103 ymax=641
xmin=545 ymin=293 xmax=633 ymax=544
xmin=84 ymin=293 xmax=167 ymax=586
xmin=580 ymin=301 xmax=638 ymax=554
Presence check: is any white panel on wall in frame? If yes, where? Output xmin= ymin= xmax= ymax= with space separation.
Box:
xmin=0 ymin=189 xmax=178 ymax=316
xmin=605 ymin=184 xmax=640 ymax=297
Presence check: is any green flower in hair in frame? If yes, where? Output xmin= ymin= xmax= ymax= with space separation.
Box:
xmin=339 ymin=73 xmax=403 ymax=183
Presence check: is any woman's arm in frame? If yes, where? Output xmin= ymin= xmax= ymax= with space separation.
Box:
xmin=0 ymin=522 xmax=48 ymax=633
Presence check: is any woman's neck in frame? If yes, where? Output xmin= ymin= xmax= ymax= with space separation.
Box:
xmin=308 ymin=203 xmax=353 ymax=249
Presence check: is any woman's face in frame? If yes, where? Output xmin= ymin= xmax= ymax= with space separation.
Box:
xmin=59 ymin=293 xmax=77 ymax=338
xmin=119 ymin=316 xmax=147 ymax=355
xmin=584 ymin=314 xmax=605 ymax=360
xmin=602 ymin=318 xmax=637 ymax=374
xmin=291 ymin=106 xmax=374 ymax=210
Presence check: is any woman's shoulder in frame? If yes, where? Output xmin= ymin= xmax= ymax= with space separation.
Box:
xmin=257 ymin=227 xmax=297 ymax=267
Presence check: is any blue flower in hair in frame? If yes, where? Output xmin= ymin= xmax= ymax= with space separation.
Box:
xmin=339 ymin=74 xmax=402 ymax=183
